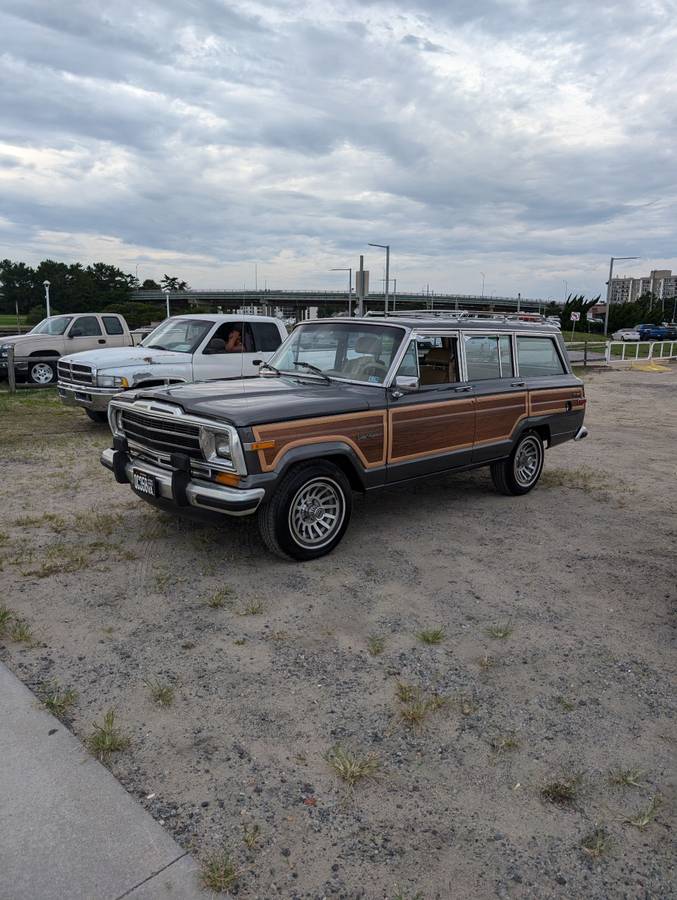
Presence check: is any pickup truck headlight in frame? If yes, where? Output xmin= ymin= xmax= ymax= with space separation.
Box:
xmin=97 ymin=375 xmax=129 ymax=388
xmin=199 ymin=424 xmax=246 ymax=474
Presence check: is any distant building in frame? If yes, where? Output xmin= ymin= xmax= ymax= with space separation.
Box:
xmin=608 ymin=269 xmax=676 ymax=304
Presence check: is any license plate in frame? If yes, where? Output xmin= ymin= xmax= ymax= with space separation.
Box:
xmin=132 ymin=470 xmax=157 ymax=497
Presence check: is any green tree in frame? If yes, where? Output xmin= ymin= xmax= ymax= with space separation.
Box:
xmin=160 ymin=274 xmax=189 ymax=291
xmin=0 ymin=259 xmax=36 ymax=314
xmin=141 ymin=278 xmax=160 ymax=290
xmin=560 ymin=294 xmax=601 ymax=332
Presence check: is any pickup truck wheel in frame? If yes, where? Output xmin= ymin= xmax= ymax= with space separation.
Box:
xmin=85 ymin=409 xmax=108 ymax=423
xmin=28 ymin=360 xmax=57 ymax=385
xmin=257 ymin=461 xmax=352 ymax=561
xmin=490 ymin=431 xmax=544 ymax=496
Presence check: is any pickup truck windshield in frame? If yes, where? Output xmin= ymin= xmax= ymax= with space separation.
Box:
xmin=270 ymin=322 xmax=404 ymax=385
xmin=30 ymin=316 xmax=74 ymax=335
xmin=141 ymin=318 xmax=214 ymax=354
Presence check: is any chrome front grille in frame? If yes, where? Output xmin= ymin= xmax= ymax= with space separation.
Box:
xmin=58 ymin=361 xmax=94 ymax=385
xmin=120 ymin=409 xmax=202 ymax=460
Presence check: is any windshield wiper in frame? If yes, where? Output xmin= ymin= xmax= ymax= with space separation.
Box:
xmin=144 ymin=344 xmax=170 ymax=351
xmin=259 ymin=360 xmax=282 ymax=376
xmin=292 ymin=361 xmax=331 ymax=382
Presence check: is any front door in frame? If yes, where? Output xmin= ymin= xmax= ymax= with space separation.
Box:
xmin=192 ymin=320 xmax=244 ymax=381
xmin=387 ymin=332 xmax=475 ymax=483
xmin=66 ymin=315 xmax=106 ymax=353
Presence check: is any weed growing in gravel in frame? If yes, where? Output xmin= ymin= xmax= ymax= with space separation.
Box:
xmin=477 ymin=653 xmax=495 ymax=671
xmin=14 ymin=512 xmax=66 ymax=531
xmin=459 ymin=695 xmax=477 ymax=716
xmin=242 ymin=823 xmax=261 ymax=850
xmin=87 ymin=710 xmax=130 ymax=761
xmin=207 ymin=587 xmax=235 ymax=609
xmin=392 ymin=888 xmax=424 ymax=900
xmin=40 ymin=681 xmax=77 ymax=718
xmin=556 ymin=696 xmax=576 ymax=712
xmin=326 ymin=746 xmax=381 ymax=787
xmin=395 ymin=682 xmax=417 ymax=703
xmin=154 ymin=570 xmax=172 ymax=592
xmin=490 ymin=734 xmax=520 ymax=754
xmin=367 ymin=634 xmax=386 ymax=656
xmin=145 ymin=679 xmax=175 ymax=708
xmin=608 ymin=767 xmax=643 ymax=788
xmin=0 ymin=605 xmax=13 ymax=637
xmin=233 ymin=638 xmax=246 ymax=646
xmin=396 ymin=684 xmax=447 ymax=729
xmin=27 ymin=544 xmax=89 ymax=578
xmin=238 ymin=599 xmax=264 ymax=616
xmin=73 ymin=511 xmax=122 ymax=536
xmin=10 ymin=618 xmax=33 ymax=644
xmin=625 ymin=796 xmax=661 ymax=830
xmin=581 ymin=826 xmax=611 ymax=858
xmin=200 ymin=845 xmax=239 ymax=892
xmin=541 ymin=773 xmax=582 ymax=805
xmin=417 ymin=627 xmax=445 ymax=645
xmin=0 ymin=530 xmax=8 ymax=546
xmin=486 ymin=621 xmax=513 ymax=639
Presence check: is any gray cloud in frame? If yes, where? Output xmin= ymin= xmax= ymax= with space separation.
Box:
xmin=0 ymin=0 xmax=675 ymax=298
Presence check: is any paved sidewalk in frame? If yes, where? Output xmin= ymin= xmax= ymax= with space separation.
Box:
xmin=0 ymin=663 xmax=204 ymax=900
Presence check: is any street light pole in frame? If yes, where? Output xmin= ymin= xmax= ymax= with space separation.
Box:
xmin=43 ymin=280 xmax=51 ymax=318
xmin=368 ymin=243 xmax=390 ymax=315
xmin=162 ymin=288 xmax=170 ymax=319
xmin=604 ymin=256 xmax=639 ymax=337
xmin=330 ymin=267 xmax=352 ymax=316
xmin=480 ymin=272 xmax=485 ymax=298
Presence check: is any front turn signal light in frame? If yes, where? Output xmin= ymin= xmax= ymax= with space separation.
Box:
xmin=215 ymin=472 xmax=241 ymax=487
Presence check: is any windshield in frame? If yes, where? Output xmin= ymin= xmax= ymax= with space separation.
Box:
xmin=269 ymin=321 xmax=404 ymax=384
xmin=30 ymin=316 xmax=73 ymax=335
xmin=140 ymin=318 xmax=214 ymax=353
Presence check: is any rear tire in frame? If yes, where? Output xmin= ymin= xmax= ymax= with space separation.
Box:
xmin=85 ymin=409 xmax=108 ymax=423
xmin=490 ymin=431 xmax=544 ymax=496
xmin=28 ymin=360 xmax=57 ymax=385
xmin=257 ymin=461 xmax=352 ymax=560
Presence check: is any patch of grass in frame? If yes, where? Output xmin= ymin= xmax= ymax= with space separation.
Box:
xmin=477 ymin=653 xmax=495 ymax=671
xmin=10 ymin=618 xmax=33 ymax=644
xmin=145 ymin=679 xmax=175 ymax=708
xmin=238 ymin=599 xmax=264 ymax=616
xmin=395 ymin=683 xmax=447 ymax=729
xmin=581 ymin=826 xmax=611 ymax=858
xmin=73 ymin=511 xmax=122 ymax=536
xmin=608 ymin=767 xmax=643 ymax=788
xmin=0 ymin=605 xmax=13 ymax=637
xmin=417 ymin=627 xmax=445 ymax=645
xmin=395 ymin=682 xmax=418 ymax=703
xmin=233 ymin=638 xmax=246 ymax=646
xmin=14 ymin=512 xmax=66 ymax=531
xmin=326 ymin=746 xmax=381 ymax=787
xmin=200 ymin=845 xmax=239 ymax=893
xmin=459 ymin=695 xmax=477 ymax=716
xmin=625 ymin=796 xmax=661 ymax=830
xmin=490 ymin=733 xmax=520 ymax=754
xmin=39 ymin=681 xmax=77 ymax=719
xmin=0 ymin=530 xmax=8 ymax=546
xmin=207 ymin=587 xmax=235 ymax=609
xmin=367 ymin=634 xmax=385 ymax=656
xmin=541 ymin=773 xmax=583 ymax=805
xmin=486 ymin=621 xmax=513 ymax=639
xmin=557 ymin=696 xmax=576 ymax=712
xmin=87 ymin=710 xmax=130 ymax=761
xmin=154 ymin=570 xmax=172 ymax=592
xmin=242 ymin=823 xmax=261 ymax=850
xmin=26 ymin=543 xmax=89 ymax=578
xmin=541 ymin=466 xmax=609 ymax=495
xmin=399 ymin=700 xmax=431 ymax=728
xmin=392 ymin=889 xmax=424 ymax=900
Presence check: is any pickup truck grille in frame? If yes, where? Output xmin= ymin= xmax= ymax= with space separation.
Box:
xmin=58 ymin=361 xmax=95 ymax=385
xmin=121 ymin=409 xmax=202 ymax=459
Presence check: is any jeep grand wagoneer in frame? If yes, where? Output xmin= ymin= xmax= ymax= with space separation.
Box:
xmin=101 ymin=312 xmax=587 ymax=560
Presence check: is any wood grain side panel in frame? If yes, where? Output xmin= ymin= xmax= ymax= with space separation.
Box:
xmin=474 ymin=392 xmax=527 ymax=445
xmin=252 ymin=411 xmax=387 ymax=471
xmin=529 ymin=387 xmax=585 ymax=417
xmin=388 ymin=399 xmax=475 ymax=463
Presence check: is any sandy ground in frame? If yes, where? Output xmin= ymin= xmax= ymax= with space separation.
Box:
xmin=0 ymin=367 xmax=675 ymax=900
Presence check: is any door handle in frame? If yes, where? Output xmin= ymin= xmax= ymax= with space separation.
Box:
xmin=98 ymin=339 xmax=106 ymax=344
xmin=454 ymin=385 xmax=472 ymax=393
xmin=511 ymin=380 xmax=526 ymax=387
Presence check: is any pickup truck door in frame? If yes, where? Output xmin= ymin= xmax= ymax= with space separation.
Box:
xmin=66 ymin=315 xmax=107 ymax=354
xmin=100 ymin=315 xmax=129 ymax=347
xmin=242 ymin=321 xmax=284 ymax=376
xmin=191 ymin=320 xmax=244 ymax=382
xmin=387 ymin=332 xmax=475 ymax=483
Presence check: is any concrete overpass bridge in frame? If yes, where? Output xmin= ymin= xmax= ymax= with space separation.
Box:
xmin=132 ymin=288 xmax=546 ymax=317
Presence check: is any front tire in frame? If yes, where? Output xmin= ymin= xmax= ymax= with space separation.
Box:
xmin=490 ymin=431 xmax=544 ymax=496
xmin=257 ymin=461 xmax=352 ymax=560
xmin=85 ymin=409 xmax=108 ymax=423
xmin=28 ymin=360 xmax=57 ymax=385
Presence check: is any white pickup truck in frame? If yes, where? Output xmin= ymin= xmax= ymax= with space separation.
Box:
xmin=0 ymin=313 xmax=133 ymax=385
xmin=58 ymin=313 xmax=287 ymax=421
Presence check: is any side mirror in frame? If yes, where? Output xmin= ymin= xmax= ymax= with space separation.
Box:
xmin=393 ymin=375 xmax=419 ymax=392
xmin=252 ymin=358 xmax=262 ymax=366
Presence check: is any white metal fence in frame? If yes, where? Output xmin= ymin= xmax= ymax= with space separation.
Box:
xmin=565 ymin=340 xmax=677 ymax=367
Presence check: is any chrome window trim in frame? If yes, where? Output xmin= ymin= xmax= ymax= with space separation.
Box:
xmin=406 ymin=329 xmax=465 ymax=383
xmin=462 ymin=330 xmax=517 ymax=381
xmin=514 ymin=333 xmax=568 ymax=378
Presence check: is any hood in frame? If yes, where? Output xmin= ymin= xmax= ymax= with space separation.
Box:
xmin=59 ymin=346 xmax=188 ymax=369
xmin=0 ymin=333 xmax=42 ymax=346
xmin=121 ymin=375 xmax=385 ymax=427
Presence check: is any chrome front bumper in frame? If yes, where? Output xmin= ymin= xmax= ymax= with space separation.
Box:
xmin=100 ymin=448 xmax=264 ymax=517
xmin=574 ymin=425 xmax=589 ymax=441
xmin=59 ymin=382 xmax=118 ymax=411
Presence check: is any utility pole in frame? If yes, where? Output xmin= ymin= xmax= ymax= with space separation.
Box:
xmin=604 ymin=256 xmax=639 ymax=337
xmin=162 ymin=288 xmax=170 ymax=319
xmin=368 ymin=243 xmax=390 ymax=315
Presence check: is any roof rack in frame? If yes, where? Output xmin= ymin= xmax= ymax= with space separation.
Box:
xmin=365 ymin=309 xmax=547 ymax=323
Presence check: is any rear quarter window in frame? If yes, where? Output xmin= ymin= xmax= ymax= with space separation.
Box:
xmin=102 ymin=316 xmax=124 ymax=335
xmin=250 ymin=322 xmax=282 ymax=352
xmin=517 ymin=336 xmax=566 ymax=376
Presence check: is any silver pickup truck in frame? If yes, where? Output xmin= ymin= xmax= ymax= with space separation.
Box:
xmin=58 ymin=313 xmax=287 ymax=421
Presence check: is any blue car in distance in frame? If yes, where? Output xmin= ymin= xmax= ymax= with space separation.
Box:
xmin=636 ymin=323 xmax=677 ymax=340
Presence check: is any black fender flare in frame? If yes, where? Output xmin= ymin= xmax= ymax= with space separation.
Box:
xmin=273 ymin=441 xmax=367 ymax=491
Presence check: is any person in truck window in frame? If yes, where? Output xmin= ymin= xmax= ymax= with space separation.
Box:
xmin=225 ymin=327 xmax=243 ymax=352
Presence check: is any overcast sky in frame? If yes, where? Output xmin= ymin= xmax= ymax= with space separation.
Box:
xmin=1 ymin=0 xmax=675 ymax=299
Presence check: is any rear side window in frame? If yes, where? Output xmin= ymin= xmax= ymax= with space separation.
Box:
xmin=516 ymin=336 xmax=566 ymax=376
xmin=102 ymin=316 xmax=124 ymax=335
xmin=464 ymin=334 xmax=513 ymax=380
xmin=71 ymin=316 xmax=102 ymax=337
xmin=250 ymin=322 xmax=282 ymax=352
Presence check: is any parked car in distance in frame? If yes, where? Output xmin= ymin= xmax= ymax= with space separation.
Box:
xmin=59 ymin=314 xmax=287 ymax=422
xmin=101 ymin=313 xmax=587 ymax=560
xmin=545 ymin=316 xmax=562 ymax=328
xmin=635 ymin=323 xmax=677 ymax=340
xmin=0 ymin=313 xmax=132 ymax=385
xmin=611 ymin=328 xmax=640 ymax=341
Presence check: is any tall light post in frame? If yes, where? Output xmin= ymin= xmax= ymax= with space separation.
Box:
xmin=368 ymin=243 xmax=390 ymax=314
xmin=162 ymin=287 xmax=170 ymax=319
xmin=330 ymin=267 xmax=352 ymax=316
xmin=604 ymin=256 xmax=639 ymax=337
xmin=480 ymin=272 xmax=485 ymax=297
xmin=42 ymin=280 xmax=51 ymax=318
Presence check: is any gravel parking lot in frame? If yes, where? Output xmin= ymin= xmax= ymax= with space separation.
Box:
xmin=1 ymin=366 xmax=675 ymax=900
